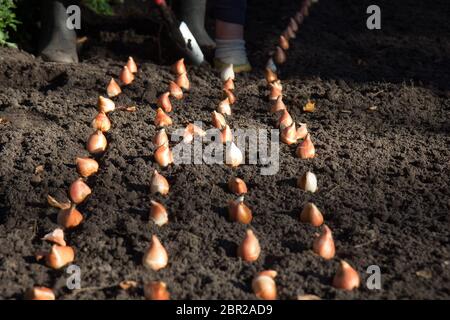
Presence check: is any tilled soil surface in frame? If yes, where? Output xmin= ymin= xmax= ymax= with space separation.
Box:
xmin=0 ymin=0 xmax=449 ymax=299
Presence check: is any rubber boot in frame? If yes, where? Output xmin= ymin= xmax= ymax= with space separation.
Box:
xmin=39 ymin=0 xmax=78 ymax=63
xmin=179 ymin=0 xmax=216 ymax=49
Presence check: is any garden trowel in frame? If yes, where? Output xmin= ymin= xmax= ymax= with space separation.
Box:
xmin=154 ymin=0 xmax=204 ymax=65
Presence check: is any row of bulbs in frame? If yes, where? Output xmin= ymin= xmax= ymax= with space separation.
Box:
xmin=26 ymin=57 xmax=139 ymax=300
xmin=27 ymin=0 xmax=359 ymax=301
xmin=261 ymin=0 xmax=361 ymax=298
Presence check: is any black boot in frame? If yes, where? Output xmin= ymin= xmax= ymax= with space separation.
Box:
xmin=39 ymin=0 xmax=78 ymax=63
xmin=179 ymin=0 xmax=215 ymax=49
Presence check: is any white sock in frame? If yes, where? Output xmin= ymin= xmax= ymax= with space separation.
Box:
xmin=215 ymin=39 xmax=249 ymax=65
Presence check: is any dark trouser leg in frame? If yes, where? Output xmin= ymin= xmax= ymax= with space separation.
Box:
xmin=179 ymin=0 xmax=215 ymax=48
xmin=39 ymin=0 xmax=78 ymax=63
xmin=215 ymin=0 xmax=247 ymax=25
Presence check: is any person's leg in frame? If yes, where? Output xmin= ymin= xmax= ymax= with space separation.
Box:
xmin=179 ymin=0 xmax=215 ymax=49
xmin=214 ymin=0 xmax=250 ymax=73
xmin=39 ymin=0 xmax=78 ymax=63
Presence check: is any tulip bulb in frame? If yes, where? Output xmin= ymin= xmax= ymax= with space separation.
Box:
xmin=281 ymin=122 xmax=298 ymax=145
xmin=279 ymin=35 xmax=289 ymax=50
xmin=107 ymin=78 xmax=121 ymax=97
xmin=300 ymin=202 xmax=324 ymax=226
xmin=76 ymin=157 xmax=99 ymax=178
xmin=169 ymin=80 xmax=183 ymax=100
xmin=144 ymin=281 xmax=170 ymax=300
xmin=217 ymin=98 xmax=231 ymax=116
xmin=154 ymin=108 xmax=173 ymax=127
xmin=270 ymin=96 xmax=287 ymax=113
xmin=296 ymin=133 xmax=315 ymax=159
xmin=150 ymin=170 xmax=169 ymax=195
xmin=228 ymin=177 xmax=248 ymax=195
xmin=69 ymin=178 xmax=91 ymax=204
xmin=211 ymin=111 xmax=227 ymax=129
xmin=157 ymin=92 xmax=172 ymax=113
xmin=91 ymin=112 xmax=111 ymax=132
xmin=223 ymin=78 xmax=235 ymax=91
xmin=25 ymin=287 xmax=55 ymax=300
xmin=265 ymin=68 xmax=278 ymax=84
xmin=272 ymin=79 xmax=283 ymax=91
xmin=277 ymin=110 xmax=293 ymax=129
xmin=188 ymin=123 xmax=206 ymax=136
xmin=296 ymin=122 xmax=308 ymax=140
xmin=221 ymin=125 xmax=233 ymax=144
xmin=313 ymin=225 xmax=335 ymax=260
xmin=238 ymin=229 xmax=260 ymax=262
xmin=47 ymin=195 xmax=71 ymax=210
xmin=176 ymin=72 xmax=190 ymax=91
xmin=228 ymin=196 xmax=252 ymax=224
xmin=153 ymin=128 xmax=169 ymax=148
xmin=126 ymin=56 xmax=138 ymax=73
xmin=301 ymin=4 xmax=310 ymax=17
xmin=87 ymin=130 xmax=107 ymax=154
xmin=150 ymin=200 xmax=168 ymax=226
xmin=223 ymin=89 xmax=236 ymax=104
xmin=274 ymin=46 xmax=287 ymax=65
xmin=252 ymin=270 xmax=277 ymax=300
xmin=57 ymin=205 xmax=83 ymax=229
xmin=45 ymin=245 xmax=75 ymax=269
xmin=283 ymin=26 xmax=296 ymax=40
xmin=120 ymin=65 xmax=134 ymax=85
xmin=183 ymin=123 xmax=206 ymax=143
xmin=154 ymin=145 xmax=173 ymax=167
xmin=171 ymin=58 xmax=186 ymax=75
xmin=297 ymin=294 xmax=321 ymax=300
xmin=333 ymin=260 xmax=360 ymax=291
xmin=98 ymin=96 xmax=115 ymax=113
xmin=221 ymin=63 xmax=235 ymax=82
xmin=295 ymin=11 xmax=304 ymax=24
xmin=142 ymin=235 xmax=168 ymax=271
xmin=297 ymin=171 xmax=318 ymax=193
xmin=42 ymin=228 xmax=66 ymax=246
xmin=225 ymin=142 xmax=243 ymax=167
xmin=289 ymin=17 xmax=299 ymax=32
xmin=269 ymin=81 xmax=283 ymax=100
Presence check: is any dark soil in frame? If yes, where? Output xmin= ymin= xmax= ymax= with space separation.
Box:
xmin=1 ymin=0 xmax=449 ymax=300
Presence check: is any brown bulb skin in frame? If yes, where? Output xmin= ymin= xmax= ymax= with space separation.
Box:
xmin=69 ymin=178 xmax=91 ymax=204
xmin=228 ymin=177 xmax=248 ymax=195
xmin=300 ymin=202 xmax=324 ymax=226
xmin=252 ymin=270 xmax=277 ymax=300
xmin=333 ymin=260 xmax=360 ymax=291
xmin=25 ymin=287 xmax=55 ymax=300
xmin=45 ymin=245 xmax=75 ymax=269
xmin=144 ymin=281 xmax=170 ymax=300
xmin=296 ymin=133 xmax=315 ymax=159
xmin=120 ymin=66 xmax=134 ymax=85
xmin=87 ymin=130 xmax=107 ymax=154
xmin=313 ymin=225 xmax=335 ymax=260
xmin=107 ymin=78 xmax=121 ymax=97
xmin=57 ymin=205 xmax=83 ymax=229
xmin=274 ymin=46 xmax=287 ymax=65
xmin=238 ymin=229 xmax=261 ymax=262
xmin=228 ymin=197 xmax=252 ymax=224
xmin=76 ymin=157 xmax=99 ymax=178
